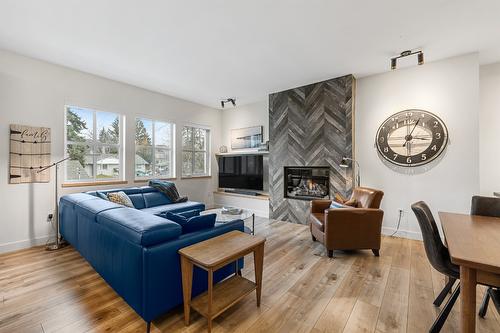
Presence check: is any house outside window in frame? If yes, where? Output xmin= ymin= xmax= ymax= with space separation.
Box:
xmin=182 ymin=125 xmax=210 ymax=177
xmin=64 ymin=106 xmax=123 ymax=182
xmin=135 ymin=118 xmax=175 ymax=179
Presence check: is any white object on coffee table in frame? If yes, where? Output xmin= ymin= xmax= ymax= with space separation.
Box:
xmin=201 ymin=208 xmax=255 ymax=235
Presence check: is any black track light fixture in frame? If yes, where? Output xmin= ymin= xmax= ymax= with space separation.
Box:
xmin=220 ymin=98 xmax=236 ymax=108
xmin=390 ymin=50 xmax=424 ymax=70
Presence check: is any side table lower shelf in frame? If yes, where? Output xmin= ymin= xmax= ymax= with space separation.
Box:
xmin=191 ymin=275 xmax=256 ymax=319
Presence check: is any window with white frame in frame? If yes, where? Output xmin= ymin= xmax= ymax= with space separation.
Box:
xmin=64 ymin=106 xmax=123 ymax=182
xmin=182 ymin=125 xmax=210 ymax=177
xmin=135 ymin=118 xmax=175 ymax=179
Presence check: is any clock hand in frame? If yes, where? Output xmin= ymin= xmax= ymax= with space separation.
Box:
xmin=409 ymin=118 xmax=420 ymax=136
xmin=403 ymin=119 xmax=420 ymax=147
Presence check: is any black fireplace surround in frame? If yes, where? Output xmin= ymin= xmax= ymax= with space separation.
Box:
xmin=284 ymin=166 xmax=329 ymax=201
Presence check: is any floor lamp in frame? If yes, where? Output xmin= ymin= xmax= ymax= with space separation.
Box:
xmin=339 ymin=156 xmax=360 ymax=188
xmin=38 ymin=156 xmax=70 ymax=251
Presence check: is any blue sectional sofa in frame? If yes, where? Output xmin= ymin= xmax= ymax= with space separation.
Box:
xmin=59 ymin=186 xmax=244 ymax=329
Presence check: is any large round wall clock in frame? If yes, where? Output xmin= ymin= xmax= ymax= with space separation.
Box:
xmin=375 ymin=109 xmax=448 ymax=167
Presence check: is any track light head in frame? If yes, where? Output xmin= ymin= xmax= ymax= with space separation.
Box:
xmin=418 ymin=51 xmax=424 ymax=66
xmin=220 ymin=98 xmax=236 ymax=108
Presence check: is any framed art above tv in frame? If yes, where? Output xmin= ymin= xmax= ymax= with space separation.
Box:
xmin=230 ymin=126 xmax=263 ymax=149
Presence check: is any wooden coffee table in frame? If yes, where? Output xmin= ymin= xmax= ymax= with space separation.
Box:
xmin=178 ymin=230 xmax=266 ymax=332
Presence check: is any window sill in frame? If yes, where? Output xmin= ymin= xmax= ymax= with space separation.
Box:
xmin=180 ymin=175 xmax=212 ymax=179
xmin=61 ymin=180 xmax=128 ymax=188
xmin=134 ymin=177 xmax=177 ymax=183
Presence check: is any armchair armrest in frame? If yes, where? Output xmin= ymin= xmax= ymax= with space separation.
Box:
xmin=324 ymin=208 xmax=384 ymax=250
xmin=310 ymin=199 xmax=333 ymax=214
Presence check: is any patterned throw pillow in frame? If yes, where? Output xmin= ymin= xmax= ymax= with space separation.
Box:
xmin=107 ymin=191 xmax=135 ymax=208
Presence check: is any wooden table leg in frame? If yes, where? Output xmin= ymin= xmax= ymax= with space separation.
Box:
xmin=460 ymin=266 xmax=477 ymax=333
xmin=207 ymin=268 xmax=213 ymax=333
xmin=180 ymin=255 xmax=193 ymax=326
xmin=254 ymin=243 xmax=264 ymax=307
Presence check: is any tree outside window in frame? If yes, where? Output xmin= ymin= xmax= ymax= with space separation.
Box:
xmin=135 ymin=118 xmax=175 ymax=179
xmin=65 ymin=106 xmax=123 ymax=182
xmin=182 ymin=126 xmax=210 ymax=177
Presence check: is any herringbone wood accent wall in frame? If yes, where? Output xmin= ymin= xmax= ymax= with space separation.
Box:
xmin=269 ymin=75 xmax=355 ymax=224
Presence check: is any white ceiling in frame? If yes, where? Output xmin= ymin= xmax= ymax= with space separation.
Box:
xmin=1 ymin=0 xmax=500 ymax=108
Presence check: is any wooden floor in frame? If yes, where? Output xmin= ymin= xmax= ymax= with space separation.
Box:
xmin=1 ymin=218 xmax=500 ymax=333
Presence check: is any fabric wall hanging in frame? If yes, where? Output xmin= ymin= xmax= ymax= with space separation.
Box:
xmin=9 ymin=124 xmax=51 ymax=183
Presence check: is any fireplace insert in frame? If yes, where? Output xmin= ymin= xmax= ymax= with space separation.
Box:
xmin=284 ymin=166 xmax=329 ymax=200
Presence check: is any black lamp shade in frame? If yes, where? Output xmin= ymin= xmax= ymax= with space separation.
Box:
xmin=391 ymin=58 xmax=397 ymax=70
xmin=418 ymin=52 xmax=424 ymax=65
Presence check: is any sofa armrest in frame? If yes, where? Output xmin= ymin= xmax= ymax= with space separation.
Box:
xmin=310 ymin=200 xmax=333 ymax=213
xmin=324 ymin=208 xmax=384 ymax=250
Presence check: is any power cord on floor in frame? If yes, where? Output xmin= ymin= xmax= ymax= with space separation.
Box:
xmin=390 ymin=209 xmax=403 ymax=237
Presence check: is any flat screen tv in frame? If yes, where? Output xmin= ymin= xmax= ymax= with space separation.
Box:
xmin=217 ymin=155 xmax=264 ymax=191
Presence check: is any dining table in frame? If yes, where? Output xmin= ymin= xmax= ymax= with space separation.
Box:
xmin=439 ymin=212 xmax=500 ymax=333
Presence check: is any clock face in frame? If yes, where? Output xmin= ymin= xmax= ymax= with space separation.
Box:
xmin=376 ymin=110 xmax=448 ymax=167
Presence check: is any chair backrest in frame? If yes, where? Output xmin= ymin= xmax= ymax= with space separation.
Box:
xmin=471 ymin=195 xmax=500 ymax=217
xmin=411 ymin=201 xmax=458 ymax=278
xmin=351 ymin=187 xmax=384 ymax=209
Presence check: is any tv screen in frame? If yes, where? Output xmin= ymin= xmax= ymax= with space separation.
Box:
xmin=218 ymin=155 xmax=264 ymax=191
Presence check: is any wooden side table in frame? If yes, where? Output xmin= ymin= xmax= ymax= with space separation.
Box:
xmin=178 ymin=230 xmax=266 ymax=332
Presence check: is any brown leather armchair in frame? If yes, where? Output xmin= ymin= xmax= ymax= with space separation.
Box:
xmin=309 ymin=187 xmax=384 ymax=258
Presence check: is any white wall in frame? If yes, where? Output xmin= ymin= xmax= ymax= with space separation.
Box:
xmin=0 ymin=50 xmax=222 ymax=253
xmin=356 ymin=53 xmax=480 ymax=239
xmin=221 ymin=100 xmax=269 ymax=153
xmin=479 ymin=62 xmax=500 ymax=196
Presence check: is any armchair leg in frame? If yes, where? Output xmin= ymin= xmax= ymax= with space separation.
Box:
xmin=327 ymin=250 xmax=333 ymax=258
xmin=372 ymin=249 xmax=380 ymax=257
xmin=146 ymin=321 xmax=151 ymax=333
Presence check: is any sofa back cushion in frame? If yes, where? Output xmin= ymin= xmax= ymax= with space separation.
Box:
xmin=75 ymin=197 xmax=122 ymax=220
xmin=351 ymin=187 xmax=384 ymax=209
xmin=143 ymin=191 xmax=172 ymax=208
xmin=128 ymin=193 xmax=146 ymax=209
xmin=96 ymin=208 xmax=182 ymax=246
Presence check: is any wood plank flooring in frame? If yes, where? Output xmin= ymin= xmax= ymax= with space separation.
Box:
xmin=1 ymin=218 xmax=500 ymax=333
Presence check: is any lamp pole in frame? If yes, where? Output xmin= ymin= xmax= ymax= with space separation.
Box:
xmin=340 ymin=157 xmax=360 ymax=188
xmin=38 ymin=157 xmax=70 ymax=251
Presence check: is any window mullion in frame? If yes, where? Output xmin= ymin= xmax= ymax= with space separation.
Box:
xmin=191 ymin=128 xmax=195 ymax=175
xmin=152 ymin=120 xmax=156 ymax=177
xmin=93 ymin=111 xmax=97 ymax=182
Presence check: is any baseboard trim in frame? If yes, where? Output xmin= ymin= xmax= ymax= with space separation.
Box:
xmin=382 ymin=227 xmax=422 ymax=241
xmin=0 ymin=235 xmax=51 ymax=254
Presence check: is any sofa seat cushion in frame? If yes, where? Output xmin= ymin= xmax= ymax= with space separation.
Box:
xmin=141 ymin=201 xmax=205 ymax=216
xmin=96 ymin=207 xmax=182 ymax=246
xmin=310 ymin=213 xmax=325 ymax=232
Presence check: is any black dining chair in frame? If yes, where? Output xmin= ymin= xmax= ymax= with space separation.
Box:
xmin=470 ymin=195 xmax=500 ymax=318
xmin=411 ymin=201 xmax=460 ymax=333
